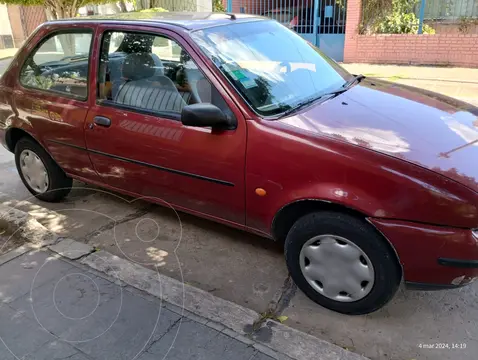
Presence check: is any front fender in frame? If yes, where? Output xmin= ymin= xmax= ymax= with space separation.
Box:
xmin=245 ymin=120 xmax=478 ymax=235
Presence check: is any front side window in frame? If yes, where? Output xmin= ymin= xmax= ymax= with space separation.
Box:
xmin=191 ymin=21 xmax=352 ymax=117
xmin=98 ymin=31 xmax=234 ymax=120
xmin=20 ymin=31 xmax=92 ymax=99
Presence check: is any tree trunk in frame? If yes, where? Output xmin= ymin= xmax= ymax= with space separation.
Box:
xmin=58 ymin=33 xmax=76 ymax=56
xmin=118 ymin=0 xmax=128 ymax=12
xmin=45 ymin=8 xmax=56 ymax=20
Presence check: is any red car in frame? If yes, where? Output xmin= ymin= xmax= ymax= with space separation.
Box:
xmin=1 ymin=13 xmax=478 ymax=315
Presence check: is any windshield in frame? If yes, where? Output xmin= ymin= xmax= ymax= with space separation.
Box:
xmin=191 ymin=20 xmax=352 ymax=117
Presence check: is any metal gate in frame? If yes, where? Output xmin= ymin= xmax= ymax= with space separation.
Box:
xmin=232 ymin=0 xmax=347 ymax=61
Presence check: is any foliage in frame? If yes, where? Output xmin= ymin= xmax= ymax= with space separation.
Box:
xmin=21 ymin=72 xmax=54 ymax=89
xmin=213 ymin=0 xmax=224 ymax=12
xmin=0 ymin=0 xmax=117 ymax=19
xmin=360 ymin=0 xmax=392 ymax=34
xmin=139 ymin=6 xmax=167 ymax=12
xmin=360 ymin=0 xmax=435 ymax=34
xmin=375 ymin=8 xmax=436 ymax=34
xmin=458 ymin=16 xmax=478 ymax=34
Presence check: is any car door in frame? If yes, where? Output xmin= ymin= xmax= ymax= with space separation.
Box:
xmin=84 ymin=25 xmax=246 ymax=225
xmin=13 ymin=25 xmax=101 ymax=182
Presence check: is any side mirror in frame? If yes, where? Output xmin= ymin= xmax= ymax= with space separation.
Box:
xmin=181 ymin=104 xmax=235 ymax=130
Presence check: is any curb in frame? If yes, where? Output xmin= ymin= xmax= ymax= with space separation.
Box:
xmin=0 ymin=203 xmax=368 ymax=360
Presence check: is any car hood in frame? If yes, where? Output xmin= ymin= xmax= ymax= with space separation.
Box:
xmin=279 ymin=79 xmax=478 ymax=192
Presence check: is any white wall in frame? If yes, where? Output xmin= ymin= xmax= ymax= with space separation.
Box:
xmin=0 ymin=4 xmax=13 ymax=36
xmin=196 ymin=0 xmax=213 ymax=12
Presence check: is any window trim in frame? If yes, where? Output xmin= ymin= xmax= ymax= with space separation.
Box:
xmin=95 ymin=28 xmax=235 ymax=123
xmin=19 ymin=28 xmax=94 ymax=102
xmin=97 ymin=99 xmax=181 ymax=121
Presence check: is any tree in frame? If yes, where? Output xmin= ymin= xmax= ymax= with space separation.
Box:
xmin=0 ymin=0 xmax=117 ymax=19
xmin=213 ymin=0 xmax=224 ymax=12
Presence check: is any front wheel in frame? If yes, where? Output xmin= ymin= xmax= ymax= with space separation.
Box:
xmin=285 ymin=211 xmax=401 ymax=315
xmin=15 ymin=137 xmax=72 ymax=202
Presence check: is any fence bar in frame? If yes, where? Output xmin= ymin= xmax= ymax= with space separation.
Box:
xmin=313 ymin=0 xmax=319 ymax=40
xmin=418 ymin=0 xmax=426 ymax=34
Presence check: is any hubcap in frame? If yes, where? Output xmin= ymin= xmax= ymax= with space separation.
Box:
xmin=299 ymin=235 xmax=375 ymax=302
xmin=19 ymin=150 xmax=49 ymax=194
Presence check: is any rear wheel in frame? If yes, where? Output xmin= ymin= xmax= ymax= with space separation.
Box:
xmin=284 ymin=211 xmax=401 ymax=315
xmin=15 ymin=137 xmax=72 ymax=202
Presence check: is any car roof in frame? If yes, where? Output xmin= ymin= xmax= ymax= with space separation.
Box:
xmin=48 ymin=12 xmax=266 ymax=31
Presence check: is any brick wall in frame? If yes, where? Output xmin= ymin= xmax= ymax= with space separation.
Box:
xmin=7 ymin=5 xmax=46 ymax=48
xmin=222 ymin=0 xmax=242 ymax=12
xmin=7 ymin=5 xmax=23 ymax=48
xmin=23 ymin=6 xmax=47 ymax=36
xmin=344 ymin=0 xmax=478 ymax=67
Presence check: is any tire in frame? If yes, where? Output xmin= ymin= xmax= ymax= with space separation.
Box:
xmin=284 ymin=211 xmax=401 ymax=315
xmin=15 ymin=137 xmax=72 ymax=202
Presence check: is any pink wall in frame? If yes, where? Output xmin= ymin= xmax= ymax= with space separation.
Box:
xmin=343 ymin=0 xmax=478 ymax=67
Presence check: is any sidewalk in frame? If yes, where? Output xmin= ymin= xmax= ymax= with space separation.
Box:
xmin=0 ymin=204 xmax=366 ymax=360
xmin=0 ymin=248 xmax=279 ymax=360
xmin=0 ymin=48 xmax=17 ymax=60
xmin=342 ymin=63 xmax=478 ymax=105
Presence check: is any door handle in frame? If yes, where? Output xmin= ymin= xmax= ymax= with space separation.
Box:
xmin=93 ymin=116 xmax=111 ymax=127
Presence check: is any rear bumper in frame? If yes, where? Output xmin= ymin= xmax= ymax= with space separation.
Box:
xmin=369 ymin=218 xmax=478 ymax=288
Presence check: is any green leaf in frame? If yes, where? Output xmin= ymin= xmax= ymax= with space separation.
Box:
xmin=276 ymin=315 xmax=288 ymax=323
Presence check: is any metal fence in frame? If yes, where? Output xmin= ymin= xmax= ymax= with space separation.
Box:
xmin=237 ymin=0 xmax=346 ymax=34
xmin=361 ymin=0 xmax=478 ymax=35
xmin=235 ymin=0 xmax=347 ymax=60
xmin=423 ymin=0 xmax=478 ymax=34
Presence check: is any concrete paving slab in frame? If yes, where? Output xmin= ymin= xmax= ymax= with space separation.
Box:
xmin=86 ymin=207 xmax=288 ymax=312
xmin=138 ymin=319 xmax=256 ymax=360
xmin=6 ymin=251 xmax=182 ymax=360
xmin=253 ymin=320 xmax=367 ymax=360
xmin=281 ymin=286 xmax=478 ymax=360
xmin=0 ymin=305 xmax=53 ymax=359
xmin=80 ymin=250 xmax=259 ymax=337
xmin=0 ymin=250 xmax=74 ymax=304
xmin=22 ymin=340 xmax=89 ymax=360
xmin=80 ymin=249 xmax=366 ymax=360
xmin=252 ymin=352 xmax=275 ymax=360
xmin=0 ymin=244 xmax=32 ymax=266
xmin=70 ymin=290 xmax=181 ymax=360
xmin=0 ymin=346 xmax=16 ymax=360
xmin=10 ymin=265 xmax=123 ymax=335
xmin=49 ymin=238 xmax=94 ymax=260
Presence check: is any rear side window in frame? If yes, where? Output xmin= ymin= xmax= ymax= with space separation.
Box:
xmin=20 ymin=31 xmax=93 ymax=100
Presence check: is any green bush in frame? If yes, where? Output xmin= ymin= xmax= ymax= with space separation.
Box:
xmin=213 ymin=0 xmax=225 ymax=12
xmin=139 ymin=7 xmax=168 ymax=12
xmin=361 ymin=0 xmax=435 ymax=34
xmin=376 ymin=11 xmax=435 ymax=34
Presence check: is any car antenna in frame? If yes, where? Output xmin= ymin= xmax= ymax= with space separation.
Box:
xmin=225 ymin=13 xmax=236 ymax=20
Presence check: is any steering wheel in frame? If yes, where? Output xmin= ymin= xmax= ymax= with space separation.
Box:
xmin=28 ymin=59 xmax=43 ymax=76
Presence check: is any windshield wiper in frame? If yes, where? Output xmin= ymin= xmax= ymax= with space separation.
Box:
xmin=342 ymin=74 xmax=366 ymax=90
xmin=320 ymin=74 xmax=366 ymax=98
xmin=280 ymin=75 xmax=366 ymax=117
xmin=278 ymin=95 xmax=324 ymax=118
